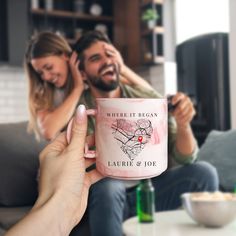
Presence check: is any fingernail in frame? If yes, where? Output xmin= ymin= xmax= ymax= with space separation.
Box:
xmin=76 ymin=104 xmax=86 ymax=124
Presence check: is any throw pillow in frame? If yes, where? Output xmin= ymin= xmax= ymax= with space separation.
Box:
xmin=198 ymin=129 xmax=236 ymax=191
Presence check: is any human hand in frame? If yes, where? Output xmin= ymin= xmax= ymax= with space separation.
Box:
xmin=103 ymin=43 xmax=125 ymax=74
xmin=169 ymin=92 xmax=196 ymax=129
xmin=36 ymin=105 xmax=103 ymax=225
xmin=69 ymin=51 xmax=84 ymax=90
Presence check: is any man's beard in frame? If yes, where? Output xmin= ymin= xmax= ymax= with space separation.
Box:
xmin=86 ymin=64 xmax=120 ymax=92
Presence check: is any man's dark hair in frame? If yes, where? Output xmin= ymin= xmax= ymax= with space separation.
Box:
xmin=73 ymin=30 xmax=111 ymax=70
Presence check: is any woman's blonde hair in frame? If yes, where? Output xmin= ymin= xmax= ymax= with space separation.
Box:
xmin=25 ymin=32 xmax=72 ymax=140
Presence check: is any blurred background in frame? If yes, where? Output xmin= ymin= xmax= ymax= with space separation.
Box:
xmin=0 ymin=0 xmax=235 ymax=145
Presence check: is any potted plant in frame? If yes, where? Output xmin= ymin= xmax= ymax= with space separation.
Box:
xmin=141 ymin=8 xmax=159 ymax=29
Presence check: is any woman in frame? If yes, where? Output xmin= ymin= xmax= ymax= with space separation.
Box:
xmin=25 ymin=32 xmax=84 ymax=140
xmin=25 ymin=31 xmax=152 ymax=141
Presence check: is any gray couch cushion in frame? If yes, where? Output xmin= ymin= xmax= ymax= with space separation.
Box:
xmin=0 ymin=227 xmax=6 ymax=236
xmin=0 ymin=122 xmax=47 ymax=206
xmin=198 ymin=129 xmax=236 ymax=191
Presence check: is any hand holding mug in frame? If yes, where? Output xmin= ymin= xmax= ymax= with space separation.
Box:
xmin=168 ymin=93 xmax=196 ymax=129
xmin=37 ymin=105 xmax=103 ymax=224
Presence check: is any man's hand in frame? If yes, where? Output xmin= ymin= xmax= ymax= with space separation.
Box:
xmin=170 ymin=92 xmax=196 ymax=129
xmin=103 ymin=43 xmax=125 ymax=74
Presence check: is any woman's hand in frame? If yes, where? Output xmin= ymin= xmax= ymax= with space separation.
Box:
xmin=5 ymin=105 xmax=103 ymax=236
xmin=69 ymin=51 xmax=84 ymax=91
xmin=36 ymin=105 xmax=103 ymax=224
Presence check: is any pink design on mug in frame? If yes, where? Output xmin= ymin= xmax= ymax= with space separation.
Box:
xmin=111 ymin=119 xmax=153 ymax=161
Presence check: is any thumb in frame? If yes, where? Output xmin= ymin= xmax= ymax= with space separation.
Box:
xmin=66 ymin=104 xmax=88 ymax=155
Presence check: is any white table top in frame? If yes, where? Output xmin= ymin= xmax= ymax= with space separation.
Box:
xmin=123 ymin=210 xmax=236 ymax=236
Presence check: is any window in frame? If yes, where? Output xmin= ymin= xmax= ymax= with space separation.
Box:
xmin=175 ymin=0 xmax=229 ymax=44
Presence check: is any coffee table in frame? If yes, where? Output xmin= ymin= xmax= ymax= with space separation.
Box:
xmin=123 ymin=210 xmax=236 ymax=236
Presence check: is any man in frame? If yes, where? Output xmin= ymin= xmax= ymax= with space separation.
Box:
xmin=74 ymin=31 xmax=219 ymax=236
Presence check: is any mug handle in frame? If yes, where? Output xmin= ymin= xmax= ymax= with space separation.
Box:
xmin=66 ymin=108 xmax=97 ymax=158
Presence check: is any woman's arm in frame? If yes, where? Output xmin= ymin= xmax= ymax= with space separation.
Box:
xmin=6 ymin=105 xmax=103 ymax=236
xmin=103 ymin=44 xmax=153 ymax=90
xmin=5 ymin=193 xmax=78 ymax=236
xmin=37 ymin=86 xmax=83 ymax=140
xmin=37 ymin=52 xmax=84 ymax=141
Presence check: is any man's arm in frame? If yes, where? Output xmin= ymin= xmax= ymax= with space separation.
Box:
xmin=119 ymin=82 xmax=198 ymax=164
xmin=169 ymin=92 xmax=198 ymax=163
xmin=175 ymin=124 xmax=198 ymax=158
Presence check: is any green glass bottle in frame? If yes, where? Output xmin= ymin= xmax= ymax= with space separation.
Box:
xmin=136 ymin=179 xmax=155 ymax=223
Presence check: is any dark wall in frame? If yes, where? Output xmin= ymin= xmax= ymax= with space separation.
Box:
xmin=176 ymin=33 xmax=230 ymax=145
xmin=7 ymin=0 xmax=29 ymax=66
xmin=0 ymin=0 xmax=8 ymax=61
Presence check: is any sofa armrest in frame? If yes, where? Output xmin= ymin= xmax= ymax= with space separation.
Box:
xmin=0 ymin=121 xmax=47 ymax=206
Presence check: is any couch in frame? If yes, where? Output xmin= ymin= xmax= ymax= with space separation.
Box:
xmin=1 ymin=122 xmax=235 ymax=235
xmin=0 ymin=121 xmax=90 ymax=235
